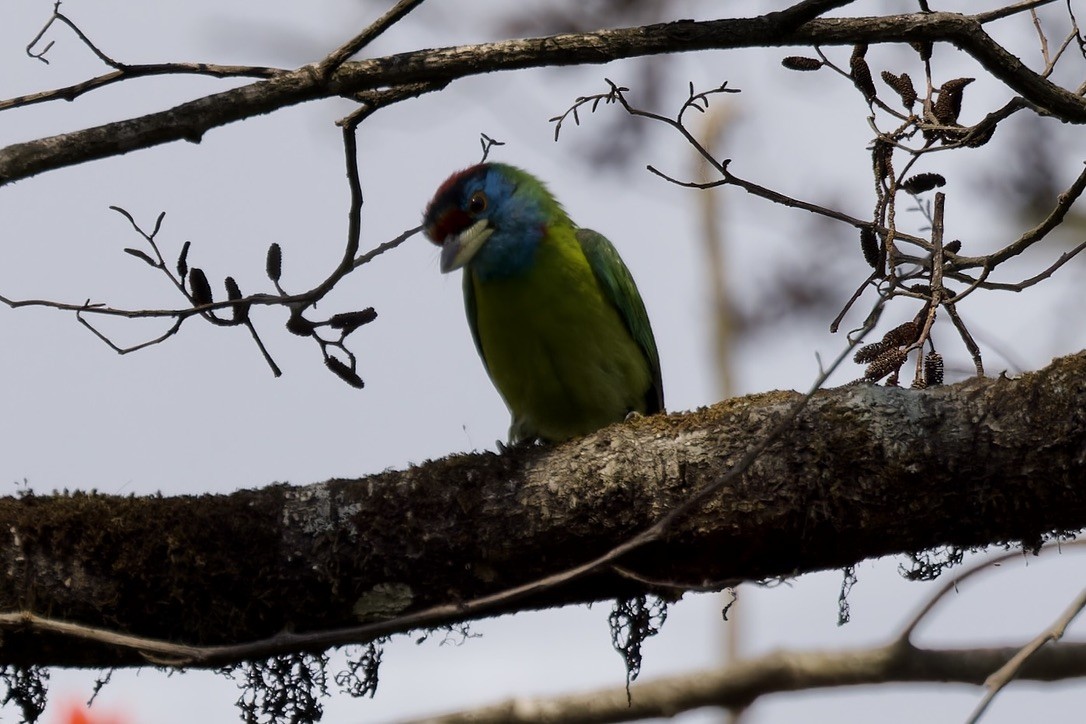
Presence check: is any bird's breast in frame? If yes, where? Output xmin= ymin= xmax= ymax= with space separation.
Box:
xmin=469 ymin=237 xmax=651 ymax=441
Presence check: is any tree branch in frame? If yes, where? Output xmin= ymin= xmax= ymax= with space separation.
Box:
xmin=1 ymin=350 xmax=1085 ymax=669
xmin=3 ymin=9 xmax=1084 ymax=186
xmin=406 ymin=640 xmax=1086 ymax=724
xmin=966 ymin=586 xmax=1086 ymax=723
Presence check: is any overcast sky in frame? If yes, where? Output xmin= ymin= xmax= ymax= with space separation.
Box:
xmin=2 ymin=1 xmax=1085 ymax=722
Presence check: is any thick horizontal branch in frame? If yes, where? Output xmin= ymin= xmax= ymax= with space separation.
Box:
xmin=411 ymin=641 xmax=1086 ymax=724
xmin=2 ymin=8 xmax=1083 ymax=185
xmin=0 ymin=350 xmax=1085 ymax=668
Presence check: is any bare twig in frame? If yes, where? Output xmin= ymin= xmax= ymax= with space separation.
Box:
xmin=0 ymin=65 xmax=285 ymax=113
xmin=895 ymin=541 xmax=1086 ymax=644
xmin=318 ymin=0 xmax=429 ymax=77
xmin=353 ymin=226 xmax=421 ymax=268
xmin=76 ymin=307 xmax=184 ymax=355
xmin=966 ymin=586 xmax=1086 ymax=723
xmin=952 ymin=163 xmax=1086 ymax=270
xmin=976 ymin=0 xmax=1060 ymax=24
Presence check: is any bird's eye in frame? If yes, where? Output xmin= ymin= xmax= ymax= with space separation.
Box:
xmin=468 ymin=191 xmax=487 ymax=215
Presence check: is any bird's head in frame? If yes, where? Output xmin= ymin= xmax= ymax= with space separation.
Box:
xmin=423 ymin=163 xmax=561 ymax=280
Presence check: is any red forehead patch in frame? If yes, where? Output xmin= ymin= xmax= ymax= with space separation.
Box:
xmin=423 ymin=163 xmax=489 ymax=245
xmin=425 ymin=207 xmax=470 ymax=245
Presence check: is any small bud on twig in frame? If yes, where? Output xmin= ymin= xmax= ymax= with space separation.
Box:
xmin=266 ymin=243 xmax=282 ymax=283
xmin=189 ymin=268 xmax=213 ymax=307
xmin=123 ymin=248 xmax=156 ymax=267
xmin=177 ymin=241 xmax=191 ymax=279
xmin=224 ymin=276 xmax=249 ymax=322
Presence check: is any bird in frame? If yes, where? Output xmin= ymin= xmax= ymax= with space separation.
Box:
xmin=422 ymin=162 xmax=663 ymax=443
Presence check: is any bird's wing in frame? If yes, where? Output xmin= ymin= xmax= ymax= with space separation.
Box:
xmin=462 ymin=270 xmax=490 ymax=376
xmin=576 ymin=228 xmax=665 ymax=413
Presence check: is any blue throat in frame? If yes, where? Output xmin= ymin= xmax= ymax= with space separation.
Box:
xmin=469 ymin=174 xmax=547 ymax=283
xmin=471 ymin=225 xmax=544 ymax=282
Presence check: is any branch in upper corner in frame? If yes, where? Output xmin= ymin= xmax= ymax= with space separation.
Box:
xmin=4 ymin=7 xmax=1086 ymax=186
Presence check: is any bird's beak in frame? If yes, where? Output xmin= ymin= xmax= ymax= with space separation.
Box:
xmin=440 ymin=219 xmax=493 ymax=273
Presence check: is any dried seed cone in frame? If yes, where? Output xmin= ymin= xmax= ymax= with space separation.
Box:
xmin=189 ymin=268 xmax=213 ymax=307
xmin=924 ymin=351 xmax=945 ymax=386
xmin=901 ymin=173 xmax=947 ymax=194
xmin=782 ymin=56 xmax=823 ymax=71
xmin=873 ymin=139 xmax=894 ymax=183
xmin=326 ymin=356 xmax=365 ymax=389
xmin=933 ymin=78 xmax=975 ymax=124
xmin=850 ymin=56 xmax=877 ymax=101
xmin=880 ymin=71 xmax=917 ymax=108
xmin=882 ymin=320 xmax=920 ymax=347
xmin=329 ymin=308 xmax=379 ymax=333
xmin=860 ymin=227 xmax=880 ymax=268
xmin=865 ymin=347 xmax=908 ymax=382
xmin=854 ymin=340 xmax=889 ymax=364
xmin=225 ymin=276 xmax=249 ymax=322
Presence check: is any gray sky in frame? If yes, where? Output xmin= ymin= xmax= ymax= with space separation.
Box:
xmin=2 ymin=1 xmax=1085 ymax=722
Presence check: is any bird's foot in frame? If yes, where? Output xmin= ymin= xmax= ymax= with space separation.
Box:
xmin=497 ymin=436 xmax=544 ymax=454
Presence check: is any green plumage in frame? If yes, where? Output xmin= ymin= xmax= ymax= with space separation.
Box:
xmin=424 ymin=164 xmax=663 ymax=443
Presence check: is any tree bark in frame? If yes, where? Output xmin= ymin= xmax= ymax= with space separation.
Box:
xmin=1 ymin=350 xmax=1085 ymax=668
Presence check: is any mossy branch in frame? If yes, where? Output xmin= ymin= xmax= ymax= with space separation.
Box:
xmin=1 ymin=350 xmax=1085 ymax=669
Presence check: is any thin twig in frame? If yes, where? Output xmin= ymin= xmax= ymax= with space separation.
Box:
xmin=76 ymin=307 xmax=185 ymax=355
xmin=966 ymin=586 xmax=1086 ymax=724
xmin=944 ymin=301 xmax=984 ymax=377
xmin=976 ymin=0 xmax=1060 ymax=24
xmin=353 ymin=226 xmax=421 ymax=268
xmin=0 ymin=64 xmax=284 ymax=113
xmin=952 ymin=163 xmax=1086 ymax=270
xmin=318 ymin=0 xmax=429 ymax=77
xmin=896 ymin=540 xmax=1086 ymax=644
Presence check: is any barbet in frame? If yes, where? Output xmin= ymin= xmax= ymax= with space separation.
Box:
xmin=423 ymin=163 xmax=663 ymax=443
